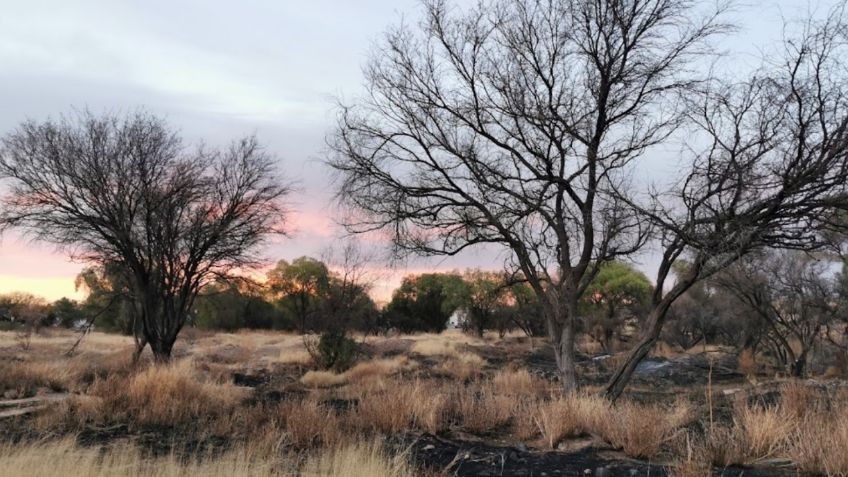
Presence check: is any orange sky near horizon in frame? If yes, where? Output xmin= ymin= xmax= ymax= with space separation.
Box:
xmin=0 ymin=226 xmax=477 ymax=304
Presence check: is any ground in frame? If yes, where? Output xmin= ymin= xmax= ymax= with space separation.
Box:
xmin=1 ymin=328 xmax=846 ymax=476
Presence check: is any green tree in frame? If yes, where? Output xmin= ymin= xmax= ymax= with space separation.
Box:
xmin=267 ymin=257 xmax=330 ymax=333
xmin=461 ymin=270 xmax=507 ymax=337
xmin=193 ymin=280 xmax=283 ymax=331
xmin=581 ymin=262 xmax=651 ymax=352
xmin=52 ymin=298 xmax=84 ymax=329
xmin=75 ymin=264 xmax=136 ymax=336
xmin=498 ymin=281 xmax=545 ymax=338
xmin=385 ymin=273 xmax=467 ymax=333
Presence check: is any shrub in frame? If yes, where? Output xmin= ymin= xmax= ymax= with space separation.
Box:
xmin=305 ymin=329 xmax=358 ymax=371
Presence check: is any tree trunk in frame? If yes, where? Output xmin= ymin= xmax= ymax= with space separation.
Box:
xmin=132 ymin=337 xmax=147 ymax=364
xmin=546 ymin=302 xmax=578 ymax=392
xmin=557 ymin=321 xmax=578 ymax=392
xmin=790 ymin=348 xmax=808 ymax=378
xmin=150 ymin=337 xmax=175 ymax=363
xmin=604 ymin=306 xmax=665 ymax=401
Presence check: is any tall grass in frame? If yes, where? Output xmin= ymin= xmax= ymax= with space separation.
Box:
xmin=0 ymin=438 xmax=416 ymax=477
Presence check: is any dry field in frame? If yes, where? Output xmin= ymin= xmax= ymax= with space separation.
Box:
xmin=1 ymin=328 xmax=847 ymax=476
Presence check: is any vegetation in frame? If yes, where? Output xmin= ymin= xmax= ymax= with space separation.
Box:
xmin=3 ymin=0 xmax=848 ymax=475
xmin=4 ymin=329 xmax=848 ymax=476
xmin=384 ymin=273 xmax=466 ymax=333
xmin=0 ymin=111 xmax=291 ymax=361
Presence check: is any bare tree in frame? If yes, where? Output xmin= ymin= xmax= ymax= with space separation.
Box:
xmin=0 ymin=110 xmax=290 ymax=361
xmin=712 ymin=251 xmax=840 ymax=377
xmin=329 ymin=0 xmax=728 ymax=391
xmin=0 ymin=292 xmax=51 ymax=350
xmin=319 ymin=240 xmax=381 ymax=332
xmin=605 ymin=5 xmax=848 ymax=399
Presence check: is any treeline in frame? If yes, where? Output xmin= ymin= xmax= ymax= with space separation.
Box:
xmin=5 ymin=248 xmax=847 ymax=377
xmin=0 ymin=257 xmax=653 ymax=340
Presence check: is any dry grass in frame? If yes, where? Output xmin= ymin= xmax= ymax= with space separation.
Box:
xmin=346 ymin=379 xmax=454 ymax=435
xmin=685 ymin=383 xmax=848 ymax=475
xmin=301 ymin=370 xmax=348 ymax=388
xmin=733 ymin=405 xmax=792 ymax=461
xmin=0 ymin=438 xmax=279 ymax=477
xmin=490 ymin=368 xmax=547 ymax=397
xmin=277 ymin=346 xmax=312 ymax=365
xmin=44 ymin=359 xmax=247 ymax=428
xmin=277 ymin=399 xmax=342 ymax=448
xmin=534 ymin=395 xmax=691 ymax=458
xmin=602 ymin=400 xmax=693 ymax=459
xmin=455 ymin=385 xmax=514 ymax=434
xmin=410 ymin=339 xmax=461 ymax=357
xmin=352 ymin=385 xmax=418 ymax=434
xmin=301 ymin=440 xmax=418 ymax=477
xmin=534 ymin=394 xmax=609 ymax=448
xmin=0 ymin=360 xmax=71 ymax=398
xmin=300 ymin=356 xmax=417 ymax=388
xmin=344 ymin=356 xmax=416 ymax=382
xmin=434 ymin=352 xmax=486 ymax=379
xmin=0 ymin=330 xmax=132 ymax=353
xmin=788 ymin=405 xmax=848 ymax=476
xmin=8 ymin=329 xmax=848 ymax=476
xmin=0 ymin=438 xmax=416 ymax=477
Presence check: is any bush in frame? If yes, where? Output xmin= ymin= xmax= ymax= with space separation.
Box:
xmin=305 ymin=329 xmax=358 ymax=371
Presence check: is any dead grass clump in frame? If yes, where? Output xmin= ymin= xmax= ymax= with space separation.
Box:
xmin=784 ymin=398 xmax=848 ymax=476
xmin=698 ymin=426 xmax=747 ymax=467
xmin=301 ymin=370 xmax=347 ymax=388
xmin=434 ymin=352 xmax=486 ymax=380
xmin=120 ymin=360 xmax=245 ymax=426
xmin=602 ymin=400 xmax=693 ymax=459
xmin=409 ymin=383 xmax=452 ymax=434
xmin=410 ymin=339 xmax=458 ymax=357
xmin=278 ymin=399 xmax=342 ymax=448
xmin=669 ymin=433 xmax=718 ymax=477
xmin=778 ymin=382 xmax=814 ymax=420
xmin=344 ymin=356 xmax=416 ymax=383
xmin=351 ymin=384 xmax=417 ymax=434
xmin=536 ymin=395 xmax=690 ymax=458
xmin=301 ymin=440 xmax=417 ymax=477
xmin=45 ymin=359 xmax=246 ymax=428
xmin=535 ymin=394 xmax=609 ymax=448
xmin=734 ymin=405 xmax=792 ymax=461
xmin=66 ymin=350 xmax=138 ymax=389
xmin=511 ymin=400 xmax=541 ymax=441
xmin=0 ymin=360 xmax=69 ymax=398
xmin=490 ymin=368 xmax=547 ymax=398
xmin=455 ymin=385 xmax=513 ymax=434
xmin=787 ymin=405 xmax=848 ymax=476
xmin=300 ymin=356 xmax=417 ymax=388
xmin=681 ymin=383 xmax=833 ymax=470
xmin=348 ymin=380 xmax=452 ymax=435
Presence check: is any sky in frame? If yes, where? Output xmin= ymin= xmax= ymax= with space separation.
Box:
xmin=0 ymin=0 xmax=837 ymax=302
